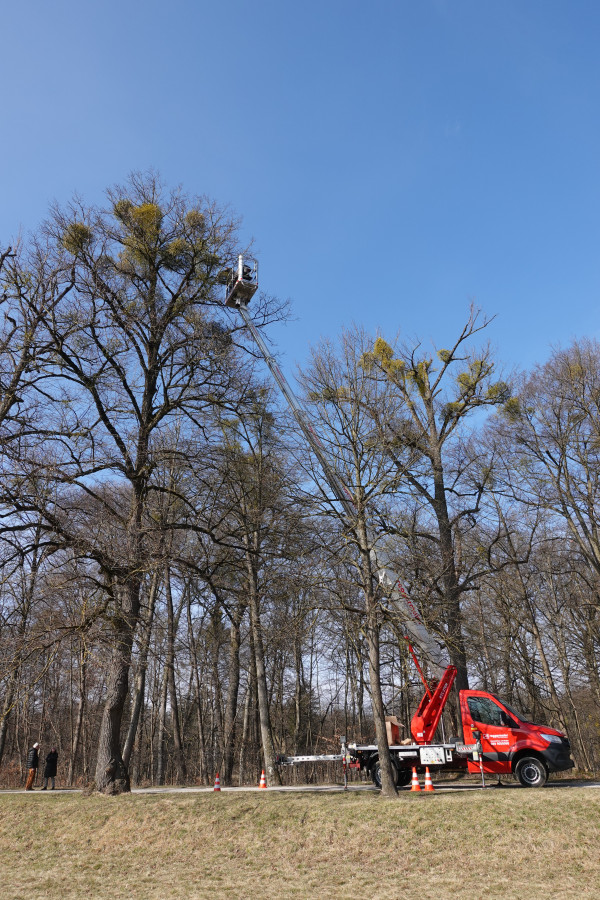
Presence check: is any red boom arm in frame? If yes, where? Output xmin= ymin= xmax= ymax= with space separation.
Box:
xmin=410 ymin=665 xmax=457 ymax=744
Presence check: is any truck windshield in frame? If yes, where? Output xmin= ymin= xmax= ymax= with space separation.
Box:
xmin=468 ymin=697 xmax=506 ymax=726
xmin=467 ymin=696 xmax=527 ymax=727
xmin=498 ymin=699 xmax=531 ymax=724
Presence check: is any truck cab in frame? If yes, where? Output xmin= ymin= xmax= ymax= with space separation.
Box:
xmin=460 ymin=689 xmax=574 ymax=787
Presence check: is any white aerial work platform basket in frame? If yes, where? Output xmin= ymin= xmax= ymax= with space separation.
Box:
xmin=224 ymin=255 xmax=258 ymax=307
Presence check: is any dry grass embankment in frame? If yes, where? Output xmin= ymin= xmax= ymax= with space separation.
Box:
xmin=1 ymin=787 xmax=599 ymax=899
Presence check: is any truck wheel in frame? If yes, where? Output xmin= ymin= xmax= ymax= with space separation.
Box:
xmin=371 ymin=757 xmax=399 ymax=789
xmin=515 ymin=756 xmax=548 ymax=788
xmin=396 ymin=768 xmax=412 ymax=788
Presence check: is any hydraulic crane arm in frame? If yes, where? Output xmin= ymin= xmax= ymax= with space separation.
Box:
xmin=224 ymin=257 xmax=449 ymax=679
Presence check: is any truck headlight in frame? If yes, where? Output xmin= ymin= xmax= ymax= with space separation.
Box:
xmin=540 ymin=733 xmax=564 ymax=744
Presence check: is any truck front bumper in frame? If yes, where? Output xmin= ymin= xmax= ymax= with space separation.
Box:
xmin=543 ymin=739 xmax=574 ymax=773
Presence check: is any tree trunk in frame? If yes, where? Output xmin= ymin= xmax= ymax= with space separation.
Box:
xmin=67 ymin=649 xmax=87 ymax=786
xmin=357 ymin=520 xmax=397 ymax=797
xmin=0 ymin=536 xmax=40 ymax=768
xmin=0 ymin=675 xmax=18 ymax=769
xmin=366 ymin=600 xmax=397 ymax=797
xmin=156 ymin=653 xmax=169 ymax=786
xmin=293 ymin=636 xmax=304 ymax=754
xmin=94 ymin=581 xmax=140 ymax=794
xmin=246 ymin=553 xmax=281 ymax=786
xmin=209 ymin=604 xmax=225 ymax=771
xmin=430 ymin=453 xmax=468 ymax=693
xmin=165 ymin=567 xmax=187 ymax=783
xmin=552 ymin=614 xmax=592 ymax=771
xmin=525 ymin=595 xmax=564 ymax=729
xmin=238 ymin=685 xmax=251 ymax=785
xmin=222 ymin=601 xmax=244 ymax=784
xmin=187 ymin=596 xmax=208 ymax=785
xmin=123 ymin=570 xmax=160 ymax=770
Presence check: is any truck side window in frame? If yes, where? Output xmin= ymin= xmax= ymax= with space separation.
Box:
xmin=467 ymin=697 xmax=505 ymax=727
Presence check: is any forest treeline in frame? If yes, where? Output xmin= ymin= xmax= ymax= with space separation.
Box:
xmin=1 ymin=174 xmax=599 ymax=793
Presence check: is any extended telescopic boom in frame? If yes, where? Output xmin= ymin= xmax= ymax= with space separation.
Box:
xmin=224 ymin=256 xmax=449 ymax=677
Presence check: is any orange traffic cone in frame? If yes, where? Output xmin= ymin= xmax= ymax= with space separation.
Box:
xmin=424 ymin=767 xmax=435 ymax=792
xmin=410 ymin=767 xmax=421 ymax=792
xmin=259 ymin=770 xmax=267 ymax=789
xmin=213 ymin=772 xmax=221 ymax=792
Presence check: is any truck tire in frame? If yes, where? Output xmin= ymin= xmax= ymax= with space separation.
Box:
xmin=396 ymin=768 xmax=412 ymax=788
xmin=515 ymin=756 xmax=548 ymax=788
xmin=370 ymin=758 xmax=412 ymax=788
xmin=371 ymin=757 xmax=399 ymax=789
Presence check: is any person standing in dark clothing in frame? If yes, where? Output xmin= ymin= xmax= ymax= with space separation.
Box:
xmin=25 ymin=742 xmax=39 ymax=791
xmin=41 ymin=748 xmax=58 ymax=790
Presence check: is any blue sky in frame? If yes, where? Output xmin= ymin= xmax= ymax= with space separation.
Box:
xmin=2 ymin=0 xmax=599 ymax=378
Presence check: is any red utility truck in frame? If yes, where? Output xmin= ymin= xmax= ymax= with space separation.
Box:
xmin=225 ymin=259 xmax=574 ymax=788
xmin=347 ymin=665 xmax=573 ymax=788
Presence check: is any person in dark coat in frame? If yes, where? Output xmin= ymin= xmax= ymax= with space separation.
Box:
xmin=42 ymin=748 xmax=58 ymax=790
xmin=25 ymin=742 xmax=40 ymax=790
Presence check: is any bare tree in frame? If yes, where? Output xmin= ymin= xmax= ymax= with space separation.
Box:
xmin=297 ymin=326 xmax=410 ymax=797
xmin=499 ymin=338 xmax=600 ymax=584
xmin=0 ymin=173 xmax=255 ymax=792
xmin=362 ymin=308 xmax=510 ymax=693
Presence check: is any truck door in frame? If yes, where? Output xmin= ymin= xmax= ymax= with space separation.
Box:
xmin=460 ymin=691 xmax=520 ymax=774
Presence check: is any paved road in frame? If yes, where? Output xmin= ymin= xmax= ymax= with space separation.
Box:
xmin=134 ymin=779 xmax=600 ymax=794
xmin=2 ymin=779 xmax=600 ymax=795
